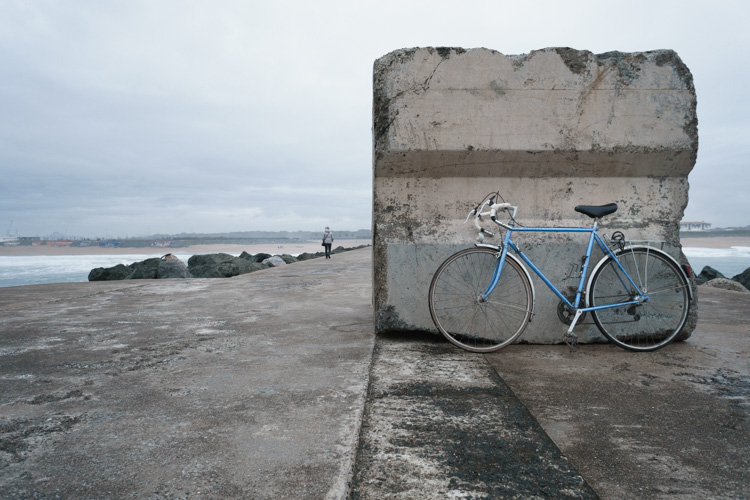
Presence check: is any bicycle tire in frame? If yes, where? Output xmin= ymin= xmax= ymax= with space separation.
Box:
xmin=589 ymin=248 xmax=690 ymax=351
xmin=428 ymin=247 xmax=532 ymax=353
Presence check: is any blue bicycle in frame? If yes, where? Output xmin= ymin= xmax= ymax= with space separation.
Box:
xmin=428 ymin=193 xmax=693 ymax=353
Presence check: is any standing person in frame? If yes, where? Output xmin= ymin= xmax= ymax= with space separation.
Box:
xmin=322 ymin=226 xmax=334 ymax=259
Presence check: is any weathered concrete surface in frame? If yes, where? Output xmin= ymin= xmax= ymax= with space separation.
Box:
xmin=1 ymin=250 xmax=746 ymax=499
xmin=485 ymin=286 xmax=749 ymax=499
xmin=350 ymin=333 xmax=597 ymax=498
xmin=372 ymin=47 xmax=698 ymax=342
xmin=350 ymin=286 xmax=748 ymax=499
xmin=0 ymin=250 xmax=374 ymax=499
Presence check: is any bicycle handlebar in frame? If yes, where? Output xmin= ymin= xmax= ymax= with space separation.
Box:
xmin=464 ymin=199 xmax=518 ymax=241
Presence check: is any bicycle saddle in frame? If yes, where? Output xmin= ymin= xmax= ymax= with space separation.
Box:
xmin=575 ymin=203 xmax=618 ymax=219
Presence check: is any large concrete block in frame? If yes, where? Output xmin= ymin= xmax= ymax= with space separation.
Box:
xmin=373 ymin=47 xmax=698 ymax=343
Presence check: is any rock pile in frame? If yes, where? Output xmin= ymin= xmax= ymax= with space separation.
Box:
xmin=88 ymin=245 xmax=367 ymax=281
xmin=696 ymin=265 xmax=750 ymax=292
xmin=701 ymin=278 xmax=749 ymax=293
xmin=158 ymin=254 xmax=193 ymax=279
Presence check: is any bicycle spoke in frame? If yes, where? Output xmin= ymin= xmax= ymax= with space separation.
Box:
xmin=429 ymin=248 xmax=531 ymax=352
xmin=484 ymin=299 xmax=531 ymax=314
xmin=590 ymin=248 xmax=689 ymax=351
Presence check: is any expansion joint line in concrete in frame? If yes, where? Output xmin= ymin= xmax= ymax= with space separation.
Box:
xmin=334 ymin=330 xmax=377 ymax=500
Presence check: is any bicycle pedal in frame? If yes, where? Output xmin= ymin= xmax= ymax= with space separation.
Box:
xmin=562 ymin=332 xmax=578 ymax=351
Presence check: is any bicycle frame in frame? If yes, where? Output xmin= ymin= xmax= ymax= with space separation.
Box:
xmin=483 ymin=220 xmax=646 ymax=317
xmin=428 ymin=198 xmax=695 ymax=352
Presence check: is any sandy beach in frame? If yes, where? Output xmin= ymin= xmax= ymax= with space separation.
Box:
xmin=0 ymin=240 xmax=372 ymax=257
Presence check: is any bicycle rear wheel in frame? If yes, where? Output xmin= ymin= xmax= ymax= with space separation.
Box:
xmin=428 ymin=248 xmax=532 ymax=352
xmin=589 ymin=248 xmax=690 ymax=351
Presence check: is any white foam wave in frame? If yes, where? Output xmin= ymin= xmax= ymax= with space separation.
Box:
xmin=0 ymin=253 xmax=194 ymax=288
xmin=682 ymin=247 xmax=750 ymax=277
xmin=0 ymin=250 xmax=289 ymax=288
xmin=682 ymin=246 xmax=750 ymax=258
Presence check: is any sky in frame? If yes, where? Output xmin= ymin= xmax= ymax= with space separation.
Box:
xmin=1 ymin=0 xmax=748 ymax=239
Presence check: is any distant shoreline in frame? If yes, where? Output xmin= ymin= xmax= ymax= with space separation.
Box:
xmin=0 ymin=240 xmax=372 ymax=257
xmin=680 ymin=236 xmax=750 ymax=249
xmin=0 ymin=237 xmax=748 ymax=257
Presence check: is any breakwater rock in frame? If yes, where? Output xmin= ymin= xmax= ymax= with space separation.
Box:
xmin=88 ymin=245 xmax=368 ymax=281
xmin=696 ymin=265 xmax=750 ymax=291
xmin=702 ymin=278 xmax=750 ymax=293
xmin=159 ymin=254 xmax=194 ymax=279
xmin=88 ymin=254 xmax=193 ymax=281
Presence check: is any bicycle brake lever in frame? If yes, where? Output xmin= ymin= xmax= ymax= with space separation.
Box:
xmin=464 ymin=209 xmax=476 ymax=224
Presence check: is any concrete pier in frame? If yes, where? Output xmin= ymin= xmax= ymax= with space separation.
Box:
xmin=372 ymin=47 xmax=699 ymax=342
xmin=1 ymin=249 xmax=748 ymax=498
xmin=0 ymin=251 xmax=374 ymax=499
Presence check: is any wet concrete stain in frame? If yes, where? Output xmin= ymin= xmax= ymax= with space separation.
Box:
xmin=349 ymin=333 xmax=598 ymax=498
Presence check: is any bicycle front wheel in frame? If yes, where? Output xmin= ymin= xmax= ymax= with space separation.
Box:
xmin=589 ymin=248 xmax=690 ymax=351
xmin=428 ymin=248 xmax=532 ymax=353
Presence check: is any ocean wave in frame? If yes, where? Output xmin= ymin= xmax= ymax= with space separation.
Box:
xmin=682 ymin=246 xmax=750 ymax=258
xmin=0 ymin=253 xmax=195 ymax=288
xmin=0 ymin=250 xmax=297 ymax=288
xmin=682 ymin=247 xmax=750 ymax=277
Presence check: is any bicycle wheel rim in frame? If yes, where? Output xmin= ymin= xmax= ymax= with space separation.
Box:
xmin=590 ymin=249 xmax=689 ymax=351
xmin=429 ymin=248 xmax=531 ymax=352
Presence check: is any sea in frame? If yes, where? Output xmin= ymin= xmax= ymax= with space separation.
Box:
xmin=0 ymin=252 xmax=199 ymax=289
xmin=681 ymin=246 xmax=750 ymax=279
xmin=0 ymin=247 xmax=749 ymax=289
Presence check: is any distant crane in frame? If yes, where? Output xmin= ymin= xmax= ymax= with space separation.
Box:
xmin=6 ymin=220 xmax=12 ymax=237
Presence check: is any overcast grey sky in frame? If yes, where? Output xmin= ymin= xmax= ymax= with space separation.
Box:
xmin=1 ymin=0 xmax=748 ymax=238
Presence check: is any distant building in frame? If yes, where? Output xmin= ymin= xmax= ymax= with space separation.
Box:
xmin=680 ymin=221 xmax=712 ymax=232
